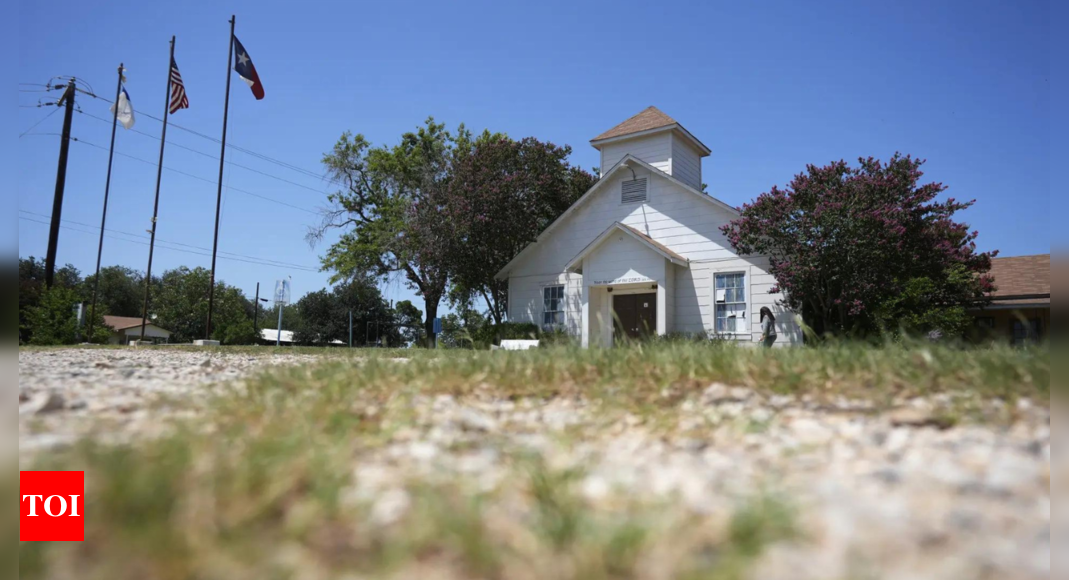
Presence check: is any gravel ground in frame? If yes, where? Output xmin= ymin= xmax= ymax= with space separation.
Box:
xmin=355 ymin=388 xmax=1051 ymax=580
xmin=18 ymin=348 xmax=321 ymax=454
xmin=17 ymin=348 xmax=1053 ymax=579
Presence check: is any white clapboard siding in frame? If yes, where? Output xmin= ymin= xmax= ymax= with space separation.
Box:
xmin=506 ymin=129 xmax=800 ymax=346
xmin=508 ymin=272 xmax=583 ymax=335
xmin=584 ymin=232 xmax=666 ymax=285
xmin=509 ymin=169 xmax=739 ymax=276
xmin=600 ymin=132 xmax=671 ymax=176
xmin=671 ymin=133 xmax=703 ymax=191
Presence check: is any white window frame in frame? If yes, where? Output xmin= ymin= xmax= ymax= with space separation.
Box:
xmin=713 ymin=271 xmax=748 ymax=336
xmin=543 ymin=285 xmax=565 ymax=329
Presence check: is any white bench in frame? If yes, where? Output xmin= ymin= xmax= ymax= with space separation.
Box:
xmin=492 ymin=339 xmax=540 ymax=351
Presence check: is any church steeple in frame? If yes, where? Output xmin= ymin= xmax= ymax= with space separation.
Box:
xmin=589 ymin=107 xmax=710 ymax=190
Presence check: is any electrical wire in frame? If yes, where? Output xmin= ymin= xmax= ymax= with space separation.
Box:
xmin=19 ymin=107 xmax=61 ymax=138
xmin=18 ymin=209 xmax=318 ymax=271
xmin=19 ymin=215 xmax=320 ymax=272
xmin=68 ymin=136 xmax=320 ymax=215
xmin=75 ymin=109 xmax=333 ymax=196
xmin=75 ymin=89 xmax=335 ymax=184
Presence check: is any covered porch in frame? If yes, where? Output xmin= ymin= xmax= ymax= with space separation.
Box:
xmin=566 ymin=222 xmax=689 ymax=348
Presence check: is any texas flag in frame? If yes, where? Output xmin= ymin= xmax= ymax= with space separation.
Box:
xmin=232 ymin=36 xmax=264 ymax=100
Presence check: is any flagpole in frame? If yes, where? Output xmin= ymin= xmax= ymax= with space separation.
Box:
xmin=87 ymin=62 xmax=124 ymax=341
xmin=138 ymin=36 xmax=175 ymax=345
xmin=206 ymin=14 xmax=235 ymax=341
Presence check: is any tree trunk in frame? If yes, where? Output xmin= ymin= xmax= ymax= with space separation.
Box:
xmin=481 ymin=290 xmax=503 ymax=327
xmin=423 ymin=297 xmax=439 ymax=349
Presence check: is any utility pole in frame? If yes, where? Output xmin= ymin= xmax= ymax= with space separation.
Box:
xmin=349 ymin=310 xmax=353 ymax=348
xmin=254 ymin=282 xmax=261 ymax=334
xmin=44 ymin=80 xmax=76 ymax=288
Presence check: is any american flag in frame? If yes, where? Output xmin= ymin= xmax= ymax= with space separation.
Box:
xmin=169 ymin=57 xmax=189 ymax=114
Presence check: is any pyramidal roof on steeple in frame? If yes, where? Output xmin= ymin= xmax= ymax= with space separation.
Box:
xmin=590 ymin=106 xmax=710 ymax=154
xmin=592 ymin=106 xmax=678 ymax=141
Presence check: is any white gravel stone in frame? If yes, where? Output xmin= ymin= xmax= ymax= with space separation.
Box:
xmin=456 ymin=408 xmax=497 ymax=432
xmin=370 ymin=488 xmax=410 ymax=525
xmin=790 ymin=418 xmax=834 ymax=446
xmin=18 ymin=348 xmax=319 ymax=452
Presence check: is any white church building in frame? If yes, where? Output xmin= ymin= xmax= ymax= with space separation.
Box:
xmin=496 ymin=106 xmax=801 ymax=347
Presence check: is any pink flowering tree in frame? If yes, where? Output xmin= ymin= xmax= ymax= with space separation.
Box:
xmin=721 ymin=154 xmax=996 ymax=337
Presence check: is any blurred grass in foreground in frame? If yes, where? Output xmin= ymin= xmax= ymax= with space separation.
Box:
xmin=19 ymin=341 xmax=1047 ymax=579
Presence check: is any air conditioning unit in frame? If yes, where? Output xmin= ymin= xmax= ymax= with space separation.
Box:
xmin=715 ymin=289 xmax=726 ymax=303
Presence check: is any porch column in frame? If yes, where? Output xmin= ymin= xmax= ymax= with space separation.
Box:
xmin=656 ymin=280 xmax=667 ymax=336
xmin=580 ymin=274 xmax=590 ymax=348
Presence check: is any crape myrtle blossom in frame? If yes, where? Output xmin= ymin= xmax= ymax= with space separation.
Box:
xmin=722 ymin=154 xmax=995 ymax=336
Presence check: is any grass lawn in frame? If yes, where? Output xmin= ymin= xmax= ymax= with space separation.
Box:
xmin=17 ymin=342 xmax=1048 ymax=579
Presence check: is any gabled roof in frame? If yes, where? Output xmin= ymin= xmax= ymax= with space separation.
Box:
xmin=590 ymin=106 xmax=711 ymax=155
xmin=987 ymin=254 xmax=1049 ymax=303
xmin=103 ymin=315 xmax=171 ymax=333
xmin=565 ymin=222 xmax=689 ymax=273
xmin=494 ymin=154 xmax=738 ymax=280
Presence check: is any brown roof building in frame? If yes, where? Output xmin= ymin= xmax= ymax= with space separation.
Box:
xmin=971 ymin=254 xmax=1049 ymax=345
xmin=986 ymin=254 xmax=1050 ymax=305
xmin=102 ymin=315 xmax=173 ymax=345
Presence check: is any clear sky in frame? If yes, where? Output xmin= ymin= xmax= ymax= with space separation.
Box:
xmin=16 ymin=0 xmax=1051 ymax=313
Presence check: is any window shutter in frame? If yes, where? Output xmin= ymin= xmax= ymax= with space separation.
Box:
xmin=621 ymin=178 xmax=648 ymax=204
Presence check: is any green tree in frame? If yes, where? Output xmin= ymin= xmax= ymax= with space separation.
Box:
xmin=19 ymin=257 xmax=82 ymax=344
xmin=259 ymin=303 xmax=299 ymax=335
xmin=391 ymin=300 xmax=424 ymax=346
xmin=23 ymin=286 xmax=109 ymax=345
xmin=153 ymin=267 xmax=257 ymax=344
xmin=435 ymin=136 xmax=596 ymax=325
xmin=312 ymin=118 xmax=460 ymax=347
xmin=292 ymin=276 xmax=393 ymax=346
xmin=80 ymin=266 xmax=148 ymax=318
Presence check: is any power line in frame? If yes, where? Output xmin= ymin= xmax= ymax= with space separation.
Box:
xmin=20 ymin=215 xmax=320 ymax=272
xmin=68 ymin=135 xmax=320 ymax=215
xmin=75 ymin=109 xmax=333 ymax=196
xmin=76 ymin=88 xmax=335 ymax=184
xmin=19 ymin=107 xmax=61 ymax=138
xmin=19 ymin=209 xmax=318 ymax=271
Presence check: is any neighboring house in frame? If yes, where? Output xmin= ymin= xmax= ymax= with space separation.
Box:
xmin=102 ymin=315 xmax=172 ymax=345
xmin=971 ymin=254 xmax=1049 ymax=345
xmin=260 ymin=328 xmax=296 ymax=344
xmin=258 ymin=329 xmax=345 ymax=346
xmin=496 ymin=106 xmax=801 ymax=347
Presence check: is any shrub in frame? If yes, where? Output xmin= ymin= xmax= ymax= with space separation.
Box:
xmin=23 ymin=286 xmax=109 ymax=345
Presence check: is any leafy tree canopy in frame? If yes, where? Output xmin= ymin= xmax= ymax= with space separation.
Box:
xmin=152 ymin=266 xmax=257 ymax=345
xmin=313 ymin=118 xmax=464 ymax=344
xmin=721 ymin=154 xmax=995 ymax=337
xmin=431 ymin=136 xmax=597 ymax=325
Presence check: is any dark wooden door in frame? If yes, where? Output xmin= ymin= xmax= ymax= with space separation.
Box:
xmin=613 ymin=293 xmax=657 ymax=340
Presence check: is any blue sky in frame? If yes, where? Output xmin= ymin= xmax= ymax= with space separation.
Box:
xmin=17 ymin=0 xmax=1050 ymax=313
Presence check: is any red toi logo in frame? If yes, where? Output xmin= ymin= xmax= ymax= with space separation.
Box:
xmin=20 ymin=471 xmax=84 ymax=542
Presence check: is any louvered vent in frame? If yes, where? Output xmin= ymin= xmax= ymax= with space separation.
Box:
xmin=621 ymin=178 xmax=648 ymax=204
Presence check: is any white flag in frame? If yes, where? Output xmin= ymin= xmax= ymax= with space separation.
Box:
xmin=110 ymin=87 xmax=135 ymax=130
